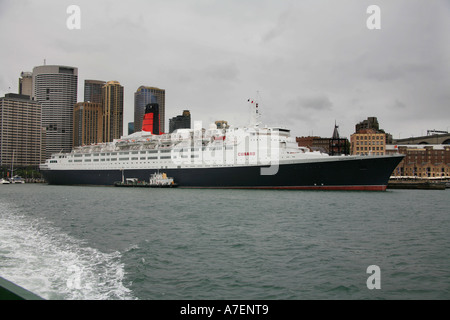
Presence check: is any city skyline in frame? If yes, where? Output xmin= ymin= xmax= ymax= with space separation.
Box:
xmin=0 ymin=0 xmax=449 ymax=140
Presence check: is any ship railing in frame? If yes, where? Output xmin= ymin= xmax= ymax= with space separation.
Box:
xmin=143 ymin=138 xmax=157 ymax=144
xmin=129 ymin=145 xmax=142 ymax=151
xmin=160 ymin=134 xmax=172 ymax=142
xmin=143 ymin=145 xmax=158 ymax=150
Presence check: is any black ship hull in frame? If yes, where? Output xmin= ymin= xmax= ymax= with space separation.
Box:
xmin=41 ymin=155 xmax=404 ymax=191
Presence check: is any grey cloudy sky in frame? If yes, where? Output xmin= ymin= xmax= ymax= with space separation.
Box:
xmin=0 ymin=0 xmax=449 ymax=139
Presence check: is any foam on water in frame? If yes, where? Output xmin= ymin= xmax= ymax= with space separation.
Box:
xmin=0 ymin=202 xmax=135 ymax=300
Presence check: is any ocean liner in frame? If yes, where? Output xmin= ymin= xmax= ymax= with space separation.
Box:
xmin=40 ymin=101 xmax=403 ymax=190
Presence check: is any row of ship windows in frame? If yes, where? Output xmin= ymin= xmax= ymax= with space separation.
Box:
xmin=72 ymin=147 xmax=237 ymax=157
xmin=69 ymin=155 xmax=201 ymax=163
xmin=64 ymin=155 xmax=298 ymax=164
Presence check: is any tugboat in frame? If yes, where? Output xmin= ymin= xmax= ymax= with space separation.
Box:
xmin=114 ymin=172 xmax=177 ymax=188
xmin=149 ymin=172 xmax=177 ymax=188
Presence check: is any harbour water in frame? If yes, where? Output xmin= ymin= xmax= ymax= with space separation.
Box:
xmin=0 ymin=184 xmax=449 ymax=300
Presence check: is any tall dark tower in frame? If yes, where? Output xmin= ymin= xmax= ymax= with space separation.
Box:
xmin=142 ymin=103 xmax=160 ymax=135
xmin=102 ymin=81 xmax=124 ymax=142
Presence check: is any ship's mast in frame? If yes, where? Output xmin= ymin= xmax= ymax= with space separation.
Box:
xmin=248 ymin=92 xmax=262 ymax=127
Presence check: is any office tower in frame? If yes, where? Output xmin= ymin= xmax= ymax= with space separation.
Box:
xmin=18 ymin=72 xmax=33 ymax=97
xmin=84 ymin=79 xmax=105 ymax=104
xmin=134 ymin=86 xmax=165 ymax=133
xmin=169 ymin=110 xmax=191 ymax=133
xmin=350 ymin=130 xmax=386 ymax=156
xmin=73 ymin=102 xmax=103 ymax=147
xmin=102 ymin=81 xmax=124 ymax=142
xmin=0 ymin=93 xmax=44 ymax=168
xmin=32 ymin=65 xmax=78 ymax=158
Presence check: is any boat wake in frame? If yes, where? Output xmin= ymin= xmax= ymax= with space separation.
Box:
xmin=0 ymin=203 xmax=135 ymax=300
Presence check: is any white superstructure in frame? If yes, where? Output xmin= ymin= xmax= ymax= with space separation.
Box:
xmin=41 ymin=123 xmax=332 ymax=172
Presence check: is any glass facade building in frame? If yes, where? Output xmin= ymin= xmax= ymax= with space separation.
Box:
xmin=102 ymin=81 xmax=124 ymax=142
xmin=84 ymin=80 xmax=105 ymax=104
xmin=134 ymin=86 xmax=165 ymax=133
xmin=73 ymin=102 xmax=103 ymax=147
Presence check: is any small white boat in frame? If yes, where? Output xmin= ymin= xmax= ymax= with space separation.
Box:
xmin=10 ymin=175 xmax=25 ymax=184
xmin=0 ymin=178 xmax=11 ymax=184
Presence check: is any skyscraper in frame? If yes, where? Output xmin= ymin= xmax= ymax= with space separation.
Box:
xmin=73 ymin=102 xmax=103 ymax=147
xmin=32 ymin=65 xmax=78 ymax=158
xmin=169 ymin=110 xmax=191 ymax=133
xmin=102 ymin=81 xmax=124 ymax=142
xmin=134 ymin=86 xmax=165 ymax=133
xmin=84 ymin=79 xmax=105 ymax=104
xmin=0 ymin=93 xmax=44 ymax=168
xmin=18 ymin=72 xmax=33 ymax=97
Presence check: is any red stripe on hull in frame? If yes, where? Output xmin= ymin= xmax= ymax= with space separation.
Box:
xmin=180 ymin=185 xmax=387 ymax=191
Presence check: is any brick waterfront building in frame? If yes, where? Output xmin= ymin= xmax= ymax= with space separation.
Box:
xmin=387 ymin=145 xmax=450 ymax=178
